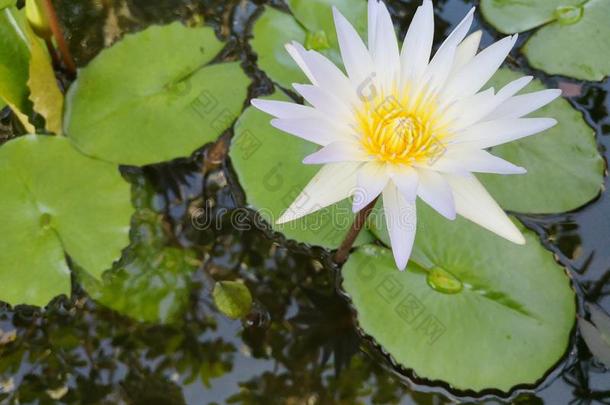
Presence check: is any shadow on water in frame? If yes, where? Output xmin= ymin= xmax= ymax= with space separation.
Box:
xmin=0 ymin=0 xmax=609 ymax=403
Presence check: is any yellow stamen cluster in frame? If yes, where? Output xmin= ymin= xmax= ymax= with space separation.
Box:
xmin=357 ymin=89 xmax=446 ymax=165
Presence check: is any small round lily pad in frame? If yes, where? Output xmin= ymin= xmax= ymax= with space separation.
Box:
xmin=213 ymin=281 xmax=253 ymax=320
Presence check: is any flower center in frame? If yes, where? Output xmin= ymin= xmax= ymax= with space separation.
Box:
xmin=358 ymin=92 xmax=446 ymax=165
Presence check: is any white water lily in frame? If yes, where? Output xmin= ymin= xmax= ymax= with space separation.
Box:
xmin=251 ymin=0 xmax=561 ymax=270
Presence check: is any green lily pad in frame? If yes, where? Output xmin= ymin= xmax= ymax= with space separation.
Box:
xmin=0 ymin=7 xmax=31 ymax=114
xmin=251 ymin=7 xmax=307 ymax=88
xmin=480 ymin=0 xmax=583 ymax=34
xmin=251 ymin=0 xmax=367 ymax=88
xmin=0 ymin=135 xmax=133 ymax=307
xmin=478 ymin=68 xmax=604 ymax=214
xmin=79 ymin=177 xmax=200 ymax=323
xmin=286 ymin=0 xmax=367 ymax=62
xmin=65 ymin=22 xmax=249 ymax=166
xmin=524 ymin=0 xmax=610 ymax=81
xmin=481 ymin=0 xmax=610 ymax=80
xmin=342 ymin=203 xmax=576 ymax=392
xmin=230 ymin=92 xmax=373 ymax=249
xmin=213 ymin=281 xmax=253 ymax=320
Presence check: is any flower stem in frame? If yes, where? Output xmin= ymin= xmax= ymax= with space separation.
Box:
xmin=334 ymin=197 xmax=379 ymax=265
xmin=41 ymin=0 xmax=76 ymax=77
xmin=44 ymin=38 xmax=60 ymax=69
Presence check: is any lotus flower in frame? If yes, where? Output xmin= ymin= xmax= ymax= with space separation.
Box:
xmin=252 ymin=0 xmax=560 ymax=270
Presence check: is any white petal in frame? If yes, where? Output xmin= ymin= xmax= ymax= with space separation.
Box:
xmin=367 ymin=0 xmax=381 ymax=50
xmin=353 ymin=162 xmax=389 ymax=212
xmin=400 ymin=0 xmax=434 ymax=86
xmin=414 ymin=157 xmax=469 ymax=176
xmin=446 ymin=173 xmax=525 ymax=244
xmin=452 ymin=117 xmax=557 ymax=149
xmin=382 ymin=183 xmax=417 ymax=270
xmin=389 ymin=166 xmax=419 ymax=202
xmin=277 ymin=162 xmax=361 ymax=224
xmin=251 ymin=99 xmax=318 ymax=119
xmin=286 ymin=42 xmax=315 ymax=84
xmin=433 ymin=149 xmax=527 ymax=174
xmin=293 ymin=84 xmax=354 ymax=121
xmin=432 ymin=7 xmax=474 ymax=59
xmin=271 ymin=118 xmax=351 ymax=146
xmin=495 ymin=75 xmax=533 ymax=98
xmin=446 ymin=76 xmax=532 ymax=130
xmin=333 ymin=6 xmax=374 ymax=85
xmin=486 ymin=89 xmax=562 ymax=120
xmin=425 ymin=7 xmax=474 ymax=90
xmin=443 ymin=87 xmax=496 ymax=129
xmin=443 ymin=35 xmax=518 ymax=101
xmin=415 ymin=168 xmax=456 ymax=220
xmin=420 ymin=42 xmax=457 ymax=95
xmin=372 ymin=1 xmax=400 ymax=91
xmin=303 ymin=141 xmax=370 ymax=164
xmin=286 ymin=42 xmax=357 ymax=105
xmin=451 ymin=30 xmax=482 ymax=73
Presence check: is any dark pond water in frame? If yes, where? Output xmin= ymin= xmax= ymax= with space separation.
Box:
xmin=0 ymin=0 xmax=609 ymax=403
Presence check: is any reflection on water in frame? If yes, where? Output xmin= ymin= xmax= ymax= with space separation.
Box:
xmin=0 ymin=0 xmax=609 ymax=403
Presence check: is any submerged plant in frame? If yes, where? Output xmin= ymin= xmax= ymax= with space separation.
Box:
xmin=252 ymin=0 xmax=561 ymax=270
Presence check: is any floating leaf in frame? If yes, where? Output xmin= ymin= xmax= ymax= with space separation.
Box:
xmin=213 ymin=281 xmax=253 ymax=320
xmin=579 ymin=305 xmax=610 ymax=367
xmin=250 ymin=0 xmax=367 ymax=88
xmin=26 ymin=23 xmax=63 ymax=134
xmin=524 ymin=0 xmax=610 ymax=81
xmin=285 ymin=0 xmax=367 ymax=61
xmin=65 ymin=22 xmax=249 ymax=166
xmin=477 ymin=68 xmax=604 ymax=214
xmin=481 ymin=0 xmax=610 ymax=80
xmin=230 ymin=92 xmax=374 ymax=248
xmin=0 ymin=135 xmax=133 ymax=306
xmin=251 ymin=7 xmax=307 ymax=88
xmin=343 ymin=203 xmax=576 ymax=392
xmin=480 ymin=0 xmax=582 ymax=34
xmin=79 ymin=178 xmax=200 ymax=323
